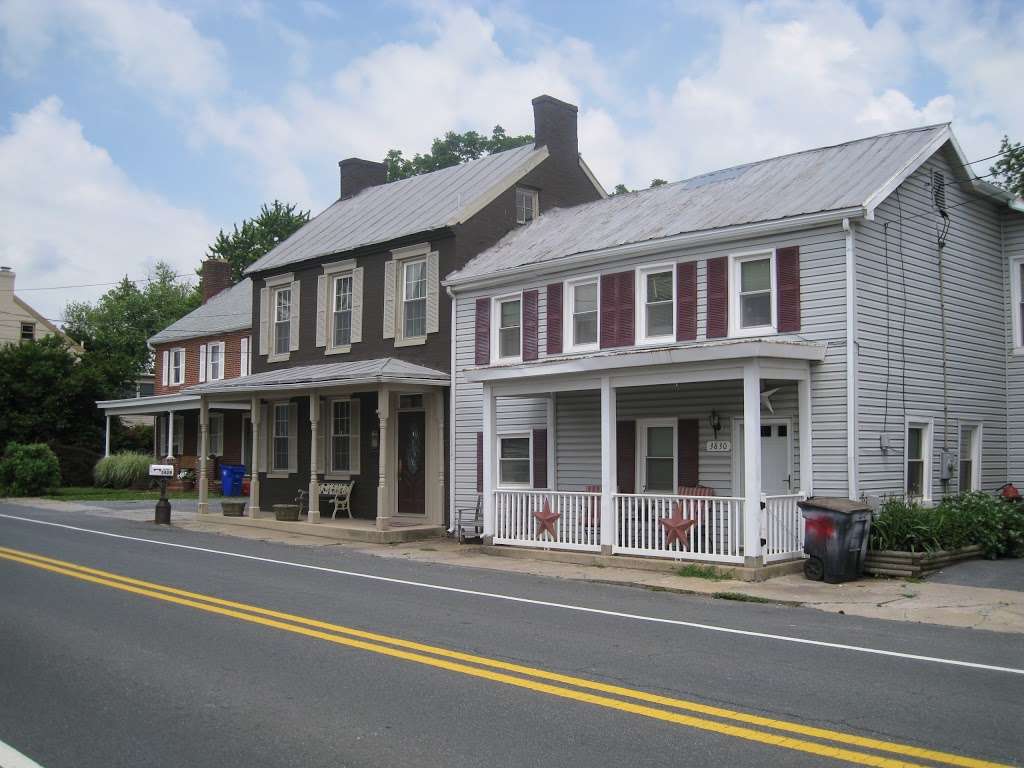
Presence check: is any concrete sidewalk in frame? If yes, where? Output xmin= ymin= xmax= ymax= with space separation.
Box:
xmin=11 ymin=497 xmax=1024 ymax=634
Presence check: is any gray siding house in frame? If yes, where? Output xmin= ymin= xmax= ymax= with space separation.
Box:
xmin=445 ymin=124 xmax=1024 ymax=571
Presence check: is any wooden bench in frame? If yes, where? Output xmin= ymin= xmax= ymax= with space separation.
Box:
xmin=296 ymin=481 xmax=354 ymax=519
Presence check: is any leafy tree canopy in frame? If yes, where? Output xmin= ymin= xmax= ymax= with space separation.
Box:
xmin=384 ymin=125 xmax=534 ymax=182
xmin=610 ymin=178 xmax=670 ymax=196
xmin=206 ymin=200 xmax=310 ymax=282
xmin=990 ymin=135 xmax=1024 ymax=199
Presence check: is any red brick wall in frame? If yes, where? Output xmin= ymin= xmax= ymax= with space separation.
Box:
xmin=154 ymin=329 xmax=251 ymax=396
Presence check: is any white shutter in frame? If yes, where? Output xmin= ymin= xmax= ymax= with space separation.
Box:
xmin=382 ymin=260 xmax=397 ymax=339
xmin=287 ymin=402 xmax=298 ymax=473
xmin=316 ymin=275 xmax=327 ymax=348
xmin=351 ymin=267 xmax=364 ymax=344
xmin=240 ymin=337 xmax=249 ymax=377
xmin=258 ymin=404 xmax=268 ymax=473
xmin=426 ymin=250 xmax=439 ymax=334
xmin=350 ymin=398 xmax=361 ymax=474
xmin=289 ymin=281 xmax=300 ymax=352
xmin=198 ymin=344 xmax=207 ymax=383
xmin=161 ymin=350 xmax=169 ymax=386
xmin=259 ymin=287 xmax=269 ymax=356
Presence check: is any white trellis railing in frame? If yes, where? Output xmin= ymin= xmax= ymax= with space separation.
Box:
xmin=493 ymin=490 xmax=601 ymax=552
xmin=612 ymin=493 xmax=744 ymax=563
xmin=763 ymin=493 xmax=806 ymax=562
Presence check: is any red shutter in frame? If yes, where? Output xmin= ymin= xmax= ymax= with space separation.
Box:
xmin=522 ymin=289 xmax=538 ymax=361
xmin=776 ymin=246 xmax=801 ymax=333
xmin=678 ymin=418 xmax=699 ymax=488
xmin=617 ymin=270 xmax=635 ymax=346
xmin=474 ymin=298 xmax=490 ymax=365
xmin=676 ymin=261 xmax=697 ymax=341
xmin=706 ymin=257 xmax=729 ymax=339
xmin=476 ymin=431 xmax=483 ymax=492
xmin=600 ymin=271 xmax=635 ymax=349
xmin=532 ymin=428 xmax=548 ymax=489
xmin=546 ymin=283 xmax=563 ymax=354
xmin=616 ymin=420 xmax=636 ymax=494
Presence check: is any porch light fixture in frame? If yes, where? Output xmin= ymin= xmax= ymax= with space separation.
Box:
xmin=709 ymin=410 xmax=722 ymax=438
xmin=370 ymin=427 xmax=379 ymax=450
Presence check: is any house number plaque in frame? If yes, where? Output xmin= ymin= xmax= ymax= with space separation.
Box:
xmin=705 ymin=440 xmax=732 ymax=453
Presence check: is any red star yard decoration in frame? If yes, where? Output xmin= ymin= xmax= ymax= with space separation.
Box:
xmin=660 ymin=503 xmax=696 ymax=549
xmin=533 ymin=500 xmax=561 ymax=540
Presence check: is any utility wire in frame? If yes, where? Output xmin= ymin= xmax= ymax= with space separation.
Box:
xmin=12 ymin=271 xmax=197 ymax=292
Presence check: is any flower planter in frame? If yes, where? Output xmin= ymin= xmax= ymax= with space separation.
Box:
xmin=221 ymin=501 xmax=246 ymax=517
xmin=863 ymin=544 xmax=982 ymax=578
xmin=273 ymin=504 xmax=300 ymax=522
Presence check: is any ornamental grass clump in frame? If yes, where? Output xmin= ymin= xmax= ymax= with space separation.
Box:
xmin=0 ymin=442 xmax=61 ymax=497
xmin=93 ymin=452 xmax=152 ymax=489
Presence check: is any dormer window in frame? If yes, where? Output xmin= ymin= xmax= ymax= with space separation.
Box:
xmin=515 ymin=187 xmax=538 ymax=225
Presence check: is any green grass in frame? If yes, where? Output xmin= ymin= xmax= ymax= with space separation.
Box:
xmin=712 ymin=592 xmax=774 ymax=604
xmin=676 ymin=563 xmax=734 ymax=581
xmin=42 ymin=486 xmax=203 ymax=501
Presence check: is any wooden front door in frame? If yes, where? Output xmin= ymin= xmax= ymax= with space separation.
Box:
xmin=397 ymin=411 xmax=426 ymax=516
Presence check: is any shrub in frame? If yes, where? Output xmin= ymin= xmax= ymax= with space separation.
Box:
xmin=0 ymin=442 xmax=61 ymax=496
xmin=869 ymin=499 xmax=940 ymax=553
xmin=47 ymin=442 xmax=101 ymax=487
xmin=93 ymin=452 xmax=152 ymax=488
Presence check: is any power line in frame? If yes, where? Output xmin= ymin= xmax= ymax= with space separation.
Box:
xmin=13 ymin=271 xmax=197 ymax=292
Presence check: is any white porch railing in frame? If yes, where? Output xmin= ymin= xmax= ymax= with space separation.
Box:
xmin=493 ymin=490 xmax=601 ymax=552
xmin=763 ymin=493 xmax=806 ymax=562
xmin=613 ymin=494 xmax=745 ymax=563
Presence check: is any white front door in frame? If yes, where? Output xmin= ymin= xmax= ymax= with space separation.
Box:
xmin=737 ymin=420 xmax=793 ymax=495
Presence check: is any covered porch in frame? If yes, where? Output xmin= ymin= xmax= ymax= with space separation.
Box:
xmin=470 ymin=341 xmax=825 ymax=567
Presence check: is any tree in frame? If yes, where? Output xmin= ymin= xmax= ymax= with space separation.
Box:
xmin=990 ymin=135 xmax=1024 ymax=199
xmin=384 ymin=125 xmax=534 ymax=182
xmin=650 ymin=178 xmax=668 ymax=187
xmin=610 ymin=179 xmax=670 ymax=196
xmin=206 ymin=200 xmax=310 ymax=281
xmin=63 ymin=262 xmax=199 ymax=386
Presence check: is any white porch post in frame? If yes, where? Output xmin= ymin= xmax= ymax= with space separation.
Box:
xmin=742 ymin=361 xmax=763 ymax=566
xmin=165 ymin=410 xmax=174 ymax=460
xmin=104 ymin=415 xmax=111 ymax=457
xmin=798 ymin=375 xmax=813 ymax=497
xmin=481 ymin=383 xmax=496 ymax=539
xmin=249 ymin=396 xmax=261 ymax=518
xmin=376 ymin=386 xmax=392 ymax=531
xmin=599 ymin=376 xmax=617 ymax=553
xmin=198 ymin=397 xmax=209 ymax=514
xmin=308 ymin=392 xmax=320 ymax=523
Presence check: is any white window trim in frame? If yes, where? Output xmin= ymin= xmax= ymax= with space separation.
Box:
xmin=323 ymin=259 xmax=357 ymax=355
xmin=637 ymin=418 xmax=677 ymax=494
xmin=563 ymin=274 xmax=600 ymax=353
xmin=904 ymin=416 xmax=934 ymax=502
xmin=497 ymin=432 xmax=532 ymax=489
xmin=729 ymin=249 xmax=777 ymax=338
xmin=958 ymin=421 xmax=983 ymax=493
xmin=207 ymin=412 xmax=224 ymax=457
xmin=1011 ymin=256 xmax=1024 ymax=356
xmin=169 ymin=348 xmax=186 ymax=385
xmin=206 ymin=341 xmax=226 ymax=381
xmin=391 ymin=244 xmax=432 ymax=347
xmin=635 ymin=263 xmax=677 ymax=345
xmin=325 ymin=397 xmax=360 ymax=478
xmin=399 ymin=257 xmax=428 ymax=343
xmin=492 ymin=292 xmax=524 ymax=364
xmin=270 ymin=401 xmax=291 ymax=477
xmin=269 ymin=284 xmax=293 ymax=363
xmin=515 ymin=186 xmax=539 ymax=225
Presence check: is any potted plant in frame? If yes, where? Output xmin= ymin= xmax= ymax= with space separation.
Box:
xmin=177 ymin=468 xmax=196 ymax=491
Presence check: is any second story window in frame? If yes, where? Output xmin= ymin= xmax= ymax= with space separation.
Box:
xmin=402 ymin=259 xmax=427 ymax=339
xmin=1013 ymin=259 xmax=1024 ymax=353
xmin=639 ymin=267 xmax=674 ymax=341
xmin=732 ymin=253 xmax=774 ymax=333
xmin=515 ymin=187 xmax=538 ymax=225
xmin=208 ymin=342 xmax=224 ymax=380
xmin=333 ymin=275 xmax=353 ymax=347
xmin=274 ymin=287 xmax=291 ymax=356
xmin=170 ymin=348 xmax=185 ymax=385
xmin=571 ymin=280 xmax=598 ymax=347
xmin=496 ymin=296 xmax=521 ymax=360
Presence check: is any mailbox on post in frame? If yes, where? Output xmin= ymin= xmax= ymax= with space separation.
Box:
xmin=149 ymin=464 xmax=174 ymax=524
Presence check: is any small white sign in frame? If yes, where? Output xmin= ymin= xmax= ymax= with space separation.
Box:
xmin=706 ymin=440 xmax=732 ymax=453
xmin=149 ymin=464 xmax=174 ymax=477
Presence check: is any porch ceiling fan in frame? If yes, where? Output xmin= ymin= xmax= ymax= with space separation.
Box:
xmin=760 ymin=384 xmax=780 ymax=414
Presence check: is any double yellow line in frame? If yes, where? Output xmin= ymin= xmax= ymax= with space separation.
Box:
xmin=0 ymin=545 xmax=1009 ymax=768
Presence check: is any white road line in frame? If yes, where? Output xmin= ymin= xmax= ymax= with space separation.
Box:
xmin=2 ymin=511 xmax=1022 ymax=676
xmin=0 ymin=739 xmax=45 ymax=768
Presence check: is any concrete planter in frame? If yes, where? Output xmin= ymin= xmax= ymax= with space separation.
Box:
xmin=221 ymin=501 xmax=246 ymax=517
xmin=863 ymin=544 xmax=982 ymax=578
xmin=273 ymin=504 xmax=300 ymax=522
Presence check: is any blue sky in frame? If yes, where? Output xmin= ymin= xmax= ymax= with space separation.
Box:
xmin=1 ymin=0 xmax=1021 ymax=320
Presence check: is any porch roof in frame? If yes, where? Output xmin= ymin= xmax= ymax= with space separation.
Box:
xmin=185 ymin=357 xmax=450 ymax=397
xmin=97 ymin=392 xmax=250 ymax=416
xmin=466 ymin=338 xmax=827 ymax=384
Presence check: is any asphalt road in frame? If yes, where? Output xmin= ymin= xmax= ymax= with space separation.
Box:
xmin=1 ymin=502 xmax=1022 ymax=768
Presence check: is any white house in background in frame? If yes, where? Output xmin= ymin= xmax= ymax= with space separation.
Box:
xmin=0 ymin=266 xmax=82 ymax=351
xmin=445 ymin=124 xmax=1024 ymax=573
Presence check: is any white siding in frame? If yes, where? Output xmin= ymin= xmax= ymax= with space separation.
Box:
xmin=856 ymin=150 xmax=1008 ymax=499
xmin=1006 ymin=210 xmax=1024 ymax=483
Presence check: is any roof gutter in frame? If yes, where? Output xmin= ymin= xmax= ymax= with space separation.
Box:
xmin=843 ymin=217 xmax=860 ymax=500
xmin=444 ymin=206 xmax=866 ymax=293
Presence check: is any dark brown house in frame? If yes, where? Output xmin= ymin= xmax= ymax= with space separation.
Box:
xmin=189 ymin=95 xmax=605 ymax=529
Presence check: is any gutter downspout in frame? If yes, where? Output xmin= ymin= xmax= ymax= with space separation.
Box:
xmin=843 ymin=218 xmax=860 ymax=500
xmin=447 ymin=285 xmax=457 ymax=531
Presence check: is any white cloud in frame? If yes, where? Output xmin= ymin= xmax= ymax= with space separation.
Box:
xmin=0 ymin=97 xmax=215 ymax=320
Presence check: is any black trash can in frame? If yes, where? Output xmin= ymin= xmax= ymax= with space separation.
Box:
xmin=798 ymin=497 xmax=873 ymax=583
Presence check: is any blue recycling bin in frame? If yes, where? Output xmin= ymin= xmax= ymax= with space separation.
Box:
xmin=220 ymin=464 xmax=244 ymax=496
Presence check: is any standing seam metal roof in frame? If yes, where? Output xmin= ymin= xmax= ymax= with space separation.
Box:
xmin=446 ymin=124 xmax=951 ymax=283
xmin=148 ymin=278 xmax=252 ymax=345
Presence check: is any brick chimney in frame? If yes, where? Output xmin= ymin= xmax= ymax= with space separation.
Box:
xmin=338 ymin=158 xmax=387 ymax=199
xmin=201 ymin=259 xmax=232 ymax=304
xmin=532 ymin=95 xmax=579 ymax=161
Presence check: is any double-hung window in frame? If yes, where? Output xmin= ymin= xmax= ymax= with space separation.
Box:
xmin=274 ymin=287 xmax=291 ymax=356
xmin=515 ymin=187 xmax=538 ymax=225
xmin=959 ymin=423 xmax=982 ymax=493
xmin=207 ymin=342 xmax=224 ymax=381
xmin=498 ymin=435 xmax=531 ymax=486
xmin=170 ymin=348 xmax=185 ymax=385
xmin=1012 ymin=258 xmax=1024 ymax=353
xmin=565 ymin=278 xmax=598 ymax=350
xmin=333 ymin=274 xmax=353 ymax=347
xmin=208 ymin=413 xmax=224 ymax=456
xmin=906 ymin=420 xmax=932 ymax=500
xmin=638 ymin=266 xmax=674 ymax=341
xmin=640 ymin=420 xmax=676 ymax=493
xmin=402 ymin=259 xmax=427 ymax=339
xmin=495 ymin=295 xmax=522 ymax=360
xmin=272 ymin=403 xmax=290 ymax=473
xmin=330 ymin=400 xmax=354 ymax=473
xmin=731 ymin=252 xmax=775 ymax=335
